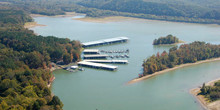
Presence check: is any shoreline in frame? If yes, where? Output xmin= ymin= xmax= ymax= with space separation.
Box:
xmin=26 ymin=12 xmax=80 ymax=29
xmin=30 ymin=12 xmax=80 ymax=18
xmin=47 ymin=76 xmax=56 ymax=88
xmin=190 ymin=78 xmax=220 ymax=110
xmin=30 ymin=12 xmax=220 ymax=27
xmin=153 ymin=40 xmax=186 ymax=46
xmin=73 ymin=15 xmax=220 ymax=27
xmin=73 ymin=16 xmax=137 ymax=23
xmin=127 ymin=57 xmax=220 ymax=85
xmin=24 ymin=22 xmax=46 ymax=29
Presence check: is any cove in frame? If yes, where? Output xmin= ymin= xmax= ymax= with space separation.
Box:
xmin=31 ymin=15 xmax=220 ymax=110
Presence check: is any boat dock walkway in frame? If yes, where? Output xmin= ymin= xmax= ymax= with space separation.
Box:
xmin=84 ymin=60 xmax=128 ymax=64
xmin=83 ymin=54 xmax=109 ymax=59
xmin=83 ymin=49 xmax=100 ymax=54
xmin=78 ymin=61 xmax=117 ymax=71
xmin=82 ymin=37 xmax=129 ymax=48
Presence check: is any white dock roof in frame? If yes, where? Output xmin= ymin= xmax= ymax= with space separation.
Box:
xmin=84 ymin=60 xmax=128 ymax=63
xmin=84 ymin=54 xmax=109 ymax=57
xmin=78 ymin=61 xmax=117 ymax=69
xmin=83 ymin=49 xmax=99 ymax=53
xmin=82 ymin=37 xmax=129 ymax=47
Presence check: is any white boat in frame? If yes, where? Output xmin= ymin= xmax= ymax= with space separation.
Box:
xmin=70 ymin=66 xmax=78 ymax=69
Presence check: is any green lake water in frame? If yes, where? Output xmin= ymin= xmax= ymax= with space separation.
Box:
xmin=31 ymin=15 xmax=220 ymax=110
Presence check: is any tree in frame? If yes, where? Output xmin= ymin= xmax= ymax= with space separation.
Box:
xmin=24 ymin=51 xmax=43 ymax=69
xmin=0 ymin=79 xmax=18 ymax=91
xmin=0 ymin=101 xmax=9 ymax=110
xmin=50 ymin=49 xmax=63 ymax=62
xmin=200 ymin=83 xmax=207 ymax=95
xmin=169 ymin=53 xmax=177 ymax=64
xmin=49 ymin=96 xmax=63 ymax=108
xmin=63 ymin=53 xmax=71 ymax=64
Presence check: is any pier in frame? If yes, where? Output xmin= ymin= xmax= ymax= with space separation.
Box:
xmin=83 ymin=49 xmax=100 ymax=54
xmin=84 ymin=60 xmax=128 ymax=64
xmin=83 ymin=54 xmax=109 ymax=59
xmin=78 ymin=61 xmax=117 ymax=71
xmin=82 ymin=37 xmax=129 ymax=48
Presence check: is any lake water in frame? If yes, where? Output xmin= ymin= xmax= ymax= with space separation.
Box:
xmin=31 ymin=15 xmax=220 ymax=110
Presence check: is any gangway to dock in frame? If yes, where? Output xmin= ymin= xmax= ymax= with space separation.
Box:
xmin=82 ymin=37 xmax=129 ymax=48
xmin=84 ymin=60 xmax=128 ymax=64
xmin=77 ymin=61 xmax=117 ymax=71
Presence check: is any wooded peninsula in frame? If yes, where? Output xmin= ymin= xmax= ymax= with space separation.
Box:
xmin=200 ymin=81 xmax=220 ymax=101
xmin=0 ymin=7 xmax=81 ymax=110
xmin=190 ymin=79 xmax=220 ymax=110
xmin=142 ymin=41 xmax=220 ymax=77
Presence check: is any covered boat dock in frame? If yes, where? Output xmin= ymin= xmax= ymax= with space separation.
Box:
xmin=77 ymin=61 xmax=117 ymax=71
xmin=82 ymin=37 xmax=129 ymax=48
xmin=84 ymin=60 xmax=128 ymax=64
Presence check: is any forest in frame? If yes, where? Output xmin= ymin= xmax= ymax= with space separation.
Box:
xmin=200 ymin=81 xmax=220 ymax=101
xmin=78 ymin=0 xmax=220 ymax=24
xmin=153 ymin=35 xmax=179 ymax=45
xmin=1 ymin=0 xmax=220 ymax=24
xmin=0 ymin=6 xmax=81 ymax=110
xmin=142 ymin=41 xmax=220 ymax=76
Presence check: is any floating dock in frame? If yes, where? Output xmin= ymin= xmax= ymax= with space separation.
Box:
xmin=82 ymin=37 xmax=129 ymax=48
xmin=83 ymin=54 xmax=109 ymax=59
xmin=83 ymin=49 xmax=100 ymax=54
xmin=84 ymin=60 xmax=128 ymax=64
xmin=78 ymin=61 xmax=117 ymax=71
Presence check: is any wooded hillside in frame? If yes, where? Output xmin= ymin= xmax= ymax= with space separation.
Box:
xmin=0 ymin=7 xmax=81 ymax=110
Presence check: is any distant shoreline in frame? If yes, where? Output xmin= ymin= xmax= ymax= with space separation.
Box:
xmin=73 ymin=15 xmax=220 ymax=27
xmin=29 ymin=12 xmax=220 ymax=27
xmin=30 ymin=12 xmax=79 ymax=18
xmin=190 ymin=78 xmax=220 ymax=110
xmin=127 ymin=57 xmax=220 ymax=85
xmin=73 ymin=16 xmax=139 ymax=23
xmin=25 ymin=12 xmax=79 ymax=29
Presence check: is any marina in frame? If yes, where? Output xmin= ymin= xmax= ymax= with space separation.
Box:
xmin=82 ymin=37 xmax=129 ymax=48
xmin=83 ymin=60 xmax=128 ymax=64
xmin=31 ymin=15 xmax=220 ymax=110
xmin=77 ymin=61 xmax=118 ymax=71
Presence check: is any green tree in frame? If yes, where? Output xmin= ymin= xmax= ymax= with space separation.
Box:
xmin=63 ymin=53 xmax=71 ymax=64
xmin=49 ymin=96 xmax=63 ymax=108
xmin=200 ymin=83 xmax=207 ymax=95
